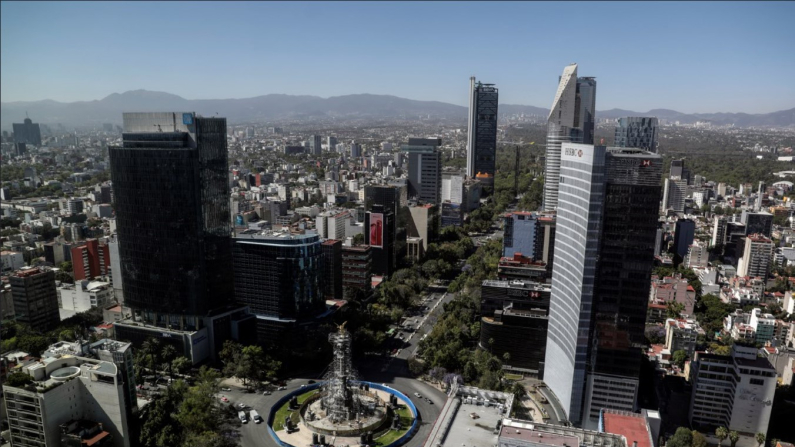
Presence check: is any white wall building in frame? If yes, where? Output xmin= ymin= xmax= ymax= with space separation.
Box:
xmin=3 ymin=355 xmax=133 ymax=447
xmin=689 ymin=345 xmax=776 ymax=446
xmin=1 ymin=250 xmax=25 ymax=273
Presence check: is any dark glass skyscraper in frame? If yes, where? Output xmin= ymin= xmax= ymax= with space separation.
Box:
xmin=543 ymin=64 xmax=597 ymax=211
xmin=12 ymin=117 xmax=42 ymax=146
xmin=232 ymin=231 xmax=325 ymax=345
xmin=466 ymin=77 xmax=498 ymax=188
xmin=583 ymin=148 xmax=663 ymax=425
xmin=614 ymin=117 xmax=659 ymax=152
xmin=109 ymin=112 xmax=233 ymax=320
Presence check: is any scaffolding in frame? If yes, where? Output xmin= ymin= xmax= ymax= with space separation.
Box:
xmin=321 ymin=322 xmax=365 ymax=423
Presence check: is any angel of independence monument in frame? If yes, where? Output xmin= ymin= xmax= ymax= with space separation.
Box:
xmin=296 ymin=323 xmax=405 ymax=438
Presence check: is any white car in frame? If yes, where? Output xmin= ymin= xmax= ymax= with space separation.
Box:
xmin=414 ymin=392 xmax=422 ymax=398
xmin=263 ymin=390 xmax=272 ymax=395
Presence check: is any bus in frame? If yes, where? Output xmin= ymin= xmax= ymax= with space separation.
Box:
xmin=239 ymin=411 xmax=248 ymax=424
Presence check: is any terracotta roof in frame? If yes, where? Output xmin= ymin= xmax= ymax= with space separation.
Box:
xmin=602 ymin=411 xmax=652 ymax=447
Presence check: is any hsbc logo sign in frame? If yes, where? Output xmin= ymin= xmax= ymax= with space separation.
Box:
xmin=641 ymin=160 xmax=651 ymax=167
xmin=507 ymin=289 xmax=544 ymax=299
xmin=564 ymin=147 xmax=584 ymax=158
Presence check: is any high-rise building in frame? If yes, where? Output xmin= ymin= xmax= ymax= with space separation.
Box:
xmin=12 ymin=117 xmax=42 ymax=146
xmin=2 ymin=356 xmax=134 ymax=447
xmin=712 ymin=215 xmax=728 ymax=247
xmin=365 ymin=205 xmax=395 ymax=277
xmin=441 ymin=173 xmax=464 ymax=204
xmin=543 ymin=64 xmax=597 ymax=211
xmin=738 ymin=234 xmax=774 ymax=278
xmin=310 ymin=134 xmax=323 ymax=156
xmin=544 ymin=143 xmax=662 ymax=428
xmin=479 ymin=280 xmax=551 ymax=374
xmin=743 ymin=211 xmax=773 ymax=238
xmin=71 ymin=238 xmax=111 ymax=281
xmin=402 ymin=137 xmax=442 ymax=204
xmin=327 ymin=136 xmax=338 ymax=151
xmin=685 ymin=240 xmax=708 ymax=269
xmin=673 ymin=219 xmax=696 ymax=259
xmin=614 ymin=117 xmax=658 ymax=152
xmin=109 ymin=112 xmax=248 ymax=363
xmin=466 ymin=77 xmax=499 ymax=188
xmin=582 ymin=148 xmax=662 ymax=427
xmin=689 ymin=345 xmax=776 ymax=439
xmin=341 ymin=245 xmax=372 ymax=296
xmin=544 ymin=143 xmax=606 ymax=425
xmin=232 ymin=231 xmax=325 ymax=346
xmin=10 ymin=267 xmax=60 ymax=332
xmin=503 ymin=212 xmax=538 ymax=258
xmin=322 ymin=239 xmax=343 ymax=301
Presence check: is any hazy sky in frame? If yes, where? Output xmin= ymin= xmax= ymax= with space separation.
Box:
xmin=2 ymin=1 xmax=793 ymax=114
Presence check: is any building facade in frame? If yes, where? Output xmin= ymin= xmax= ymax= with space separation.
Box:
xmin=544 ymin=143 xmax=606 ymax=426
xmin=402 ymin=138 xmax=442 ymax=204
xmin=543 ymin=64 xmax=596 ymax=211
xmin=689 ymin=345 xmax=776 ymax=439
xmin=613 ymin=117 xmax=658 ymax=152
xmin=503 ymin=212 xmax=538 ymax=259
xmin=322 ymin=239 xmax=343 ymax=301
xmin=232 ymin=231 xmax=325 ymax=346
xmin=479 ymin=280 xmax=551 ymax=374
xmin=10 ymin=267 xmax=60 ymax=331
xmin=365 ymin=206 xmax=395 ymax=277
xmin=466 ymin=77 xmax=499 ymax=188
xmin=12 ymin=117 xmax=42 ymax=146
xmin=341 ymin=244 xmax=372 ymax=296
xmin=71 ymin=238 xmax=111 ymax=281
xmin=583 ymin=148 xmax=662 ymax=427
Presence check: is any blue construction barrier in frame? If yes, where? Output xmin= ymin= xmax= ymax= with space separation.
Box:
xmin=266 ymin=381 xmax=419 ymax=447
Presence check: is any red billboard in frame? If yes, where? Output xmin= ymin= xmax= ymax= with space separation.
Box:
xmin=369 ymin=213 xmax=383 ymax=248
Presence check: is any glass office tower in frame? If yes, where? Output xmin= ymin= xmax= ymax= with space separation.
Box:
xmin=466 ymin=77 xmax=499 ymax=189
xmin=583 ymin=148 xmax=663 ymax=427
xmin=614 ymin=117 xmax=659 ymax=152
xmin=543 ymin=64 xmax=597 ymax=211
xmin=232 ymin=232 xmax=325 ymax=345
xmin=109 ymin=112 xmax=233 ymax=321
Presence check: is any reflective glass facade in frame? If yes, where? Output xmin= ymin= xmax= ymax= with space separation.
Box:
xmin=466 ymin=78 xmax=499 ymax=188
xmin=584 ymin=149 xmax=662 ymax=425
xmin=109 ymin=113 xmax=233 ymax=316
xmin=232 ymin=234 xmax=325 ymax=321
xmin=614 ymin=117 xmax=658 ymax=152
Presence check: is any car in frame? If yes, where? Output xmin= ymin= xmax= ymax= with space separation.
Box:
xmin=221 ymin=397 xmax=229 ymax=402
xmin=414 ymin=392 xmax=422 ymax=398
xmin=263 ymin=390 xmax=272 ymax=395
xmin=238 ymin=403 xmax=247 ymax=409
xmin=277 ymin=386 xmax=286 ymax=391
xmin=221 ymin=387 xmax=231 ymax=392
xmin=426 ymin=398 xmax=433 ymax=405
xmin=308 ymin=380 xmax=316 ymax=384
xmin=300 ymin=384 xmax=306 ymax=388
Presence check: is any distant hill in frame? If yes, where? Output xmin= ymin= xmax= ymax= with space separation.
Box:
xmin=1 ymin=89 xmax=792 ymax=129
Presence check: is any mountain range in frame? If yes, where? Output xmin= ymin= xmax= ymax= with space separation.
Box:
xmin=2 ymin=90 xmax=793 ymax=129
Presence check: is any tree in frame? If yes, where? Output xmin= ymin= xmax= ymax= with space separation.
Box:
xmin=692 ymin=431 xmax=707 ymax=447
xmin=5 ymin=372 xmax=33 ymax=387
xmin=667 ymin=301 xmax=686 ymax=319
xmin=715 ymin=426 xmax=729 ymax=447
xmin=672 ymin=350 xmax=689 ymax=368
xmin=353 ymin=233 xmax=365 ymax=246
xmin=141 ymin=338 xmax=162 ymax=374
xmin=668 ymin=427 xmax=694 ymax=447
xmin=161 ymin=344 xmax=178 ymax=378
xmin=755 ymin=433 xmax=766 ymax=447
xmin=729 ymin=431 xmax=740 ymax=447
xmin=172 ymin=357 xmax=192 ymax=376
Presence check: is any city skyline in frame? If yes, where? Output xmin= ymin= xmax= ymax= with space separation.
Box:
xmin=2 ymin=2 xmax=794 ymax=114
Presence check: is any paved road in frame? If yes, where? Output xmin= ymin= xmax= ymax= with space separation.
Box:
xmin=231 ymin=290 xmax=456 ymax=447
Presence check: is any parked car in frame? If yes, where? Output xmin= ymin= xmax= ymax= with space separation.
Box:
xmin=221 ymin=387 xmax=231 ymax=392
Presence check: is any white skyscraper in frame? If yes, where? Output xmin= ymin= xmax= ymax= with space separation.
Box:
xmin=543 ymin=64 xmax=596 ymax=211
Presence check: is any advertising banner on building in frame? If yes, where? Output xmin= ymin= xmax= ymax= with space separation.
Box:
xmin=369 ymin=213 xmax=383 ymax=248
